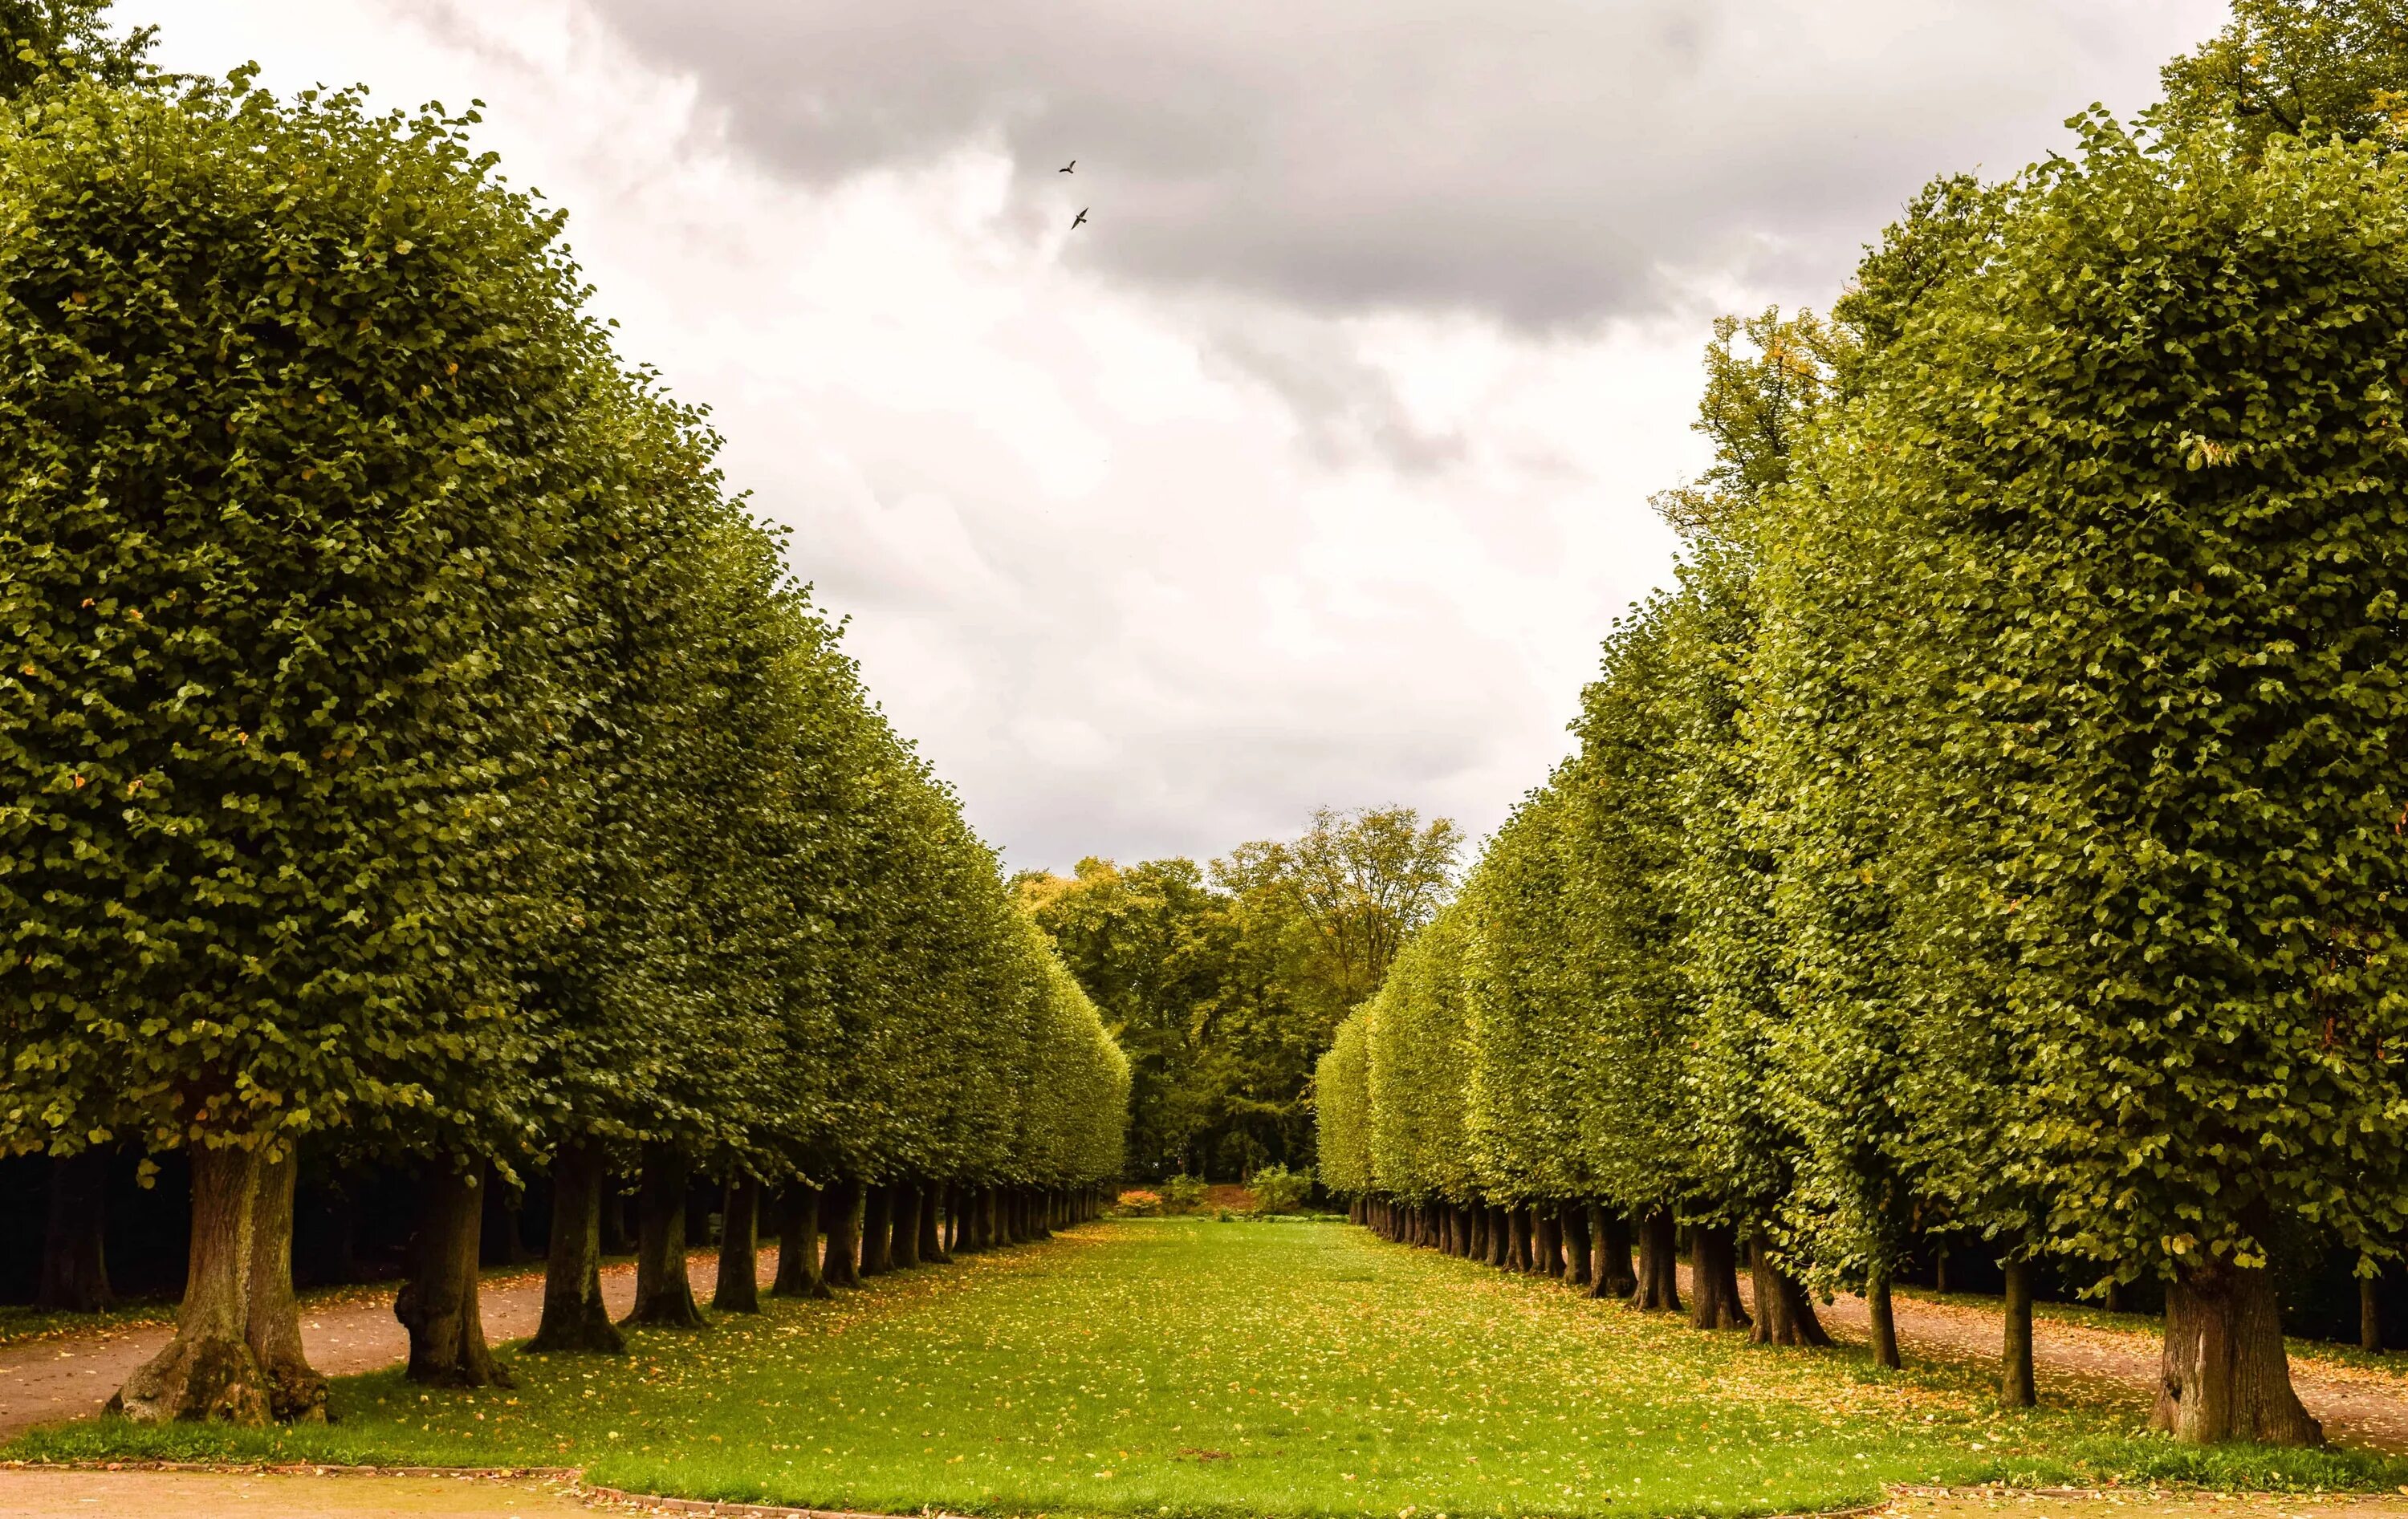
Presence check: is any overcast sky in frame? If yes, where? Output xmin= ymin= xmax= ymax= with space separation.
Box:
xmin=159 ymin=0 xmax=2227 ymax=874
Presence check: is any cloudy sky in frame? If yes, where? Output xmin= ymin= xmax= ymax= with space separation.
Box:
xmin=161 ymin=0 xmax=2226 ymax=873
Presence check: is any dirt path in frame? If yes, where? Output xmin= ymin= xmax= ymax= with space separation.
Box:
xmin=0 ymin=1247 xmax=775 ymax=1440
xmin=1705 ymin=1267 xmax=2408 ymax=1452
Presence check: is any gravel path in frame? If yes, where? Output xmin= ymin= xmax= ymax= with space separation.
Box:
xmin=0 ymin=1247 xmax=770 ymax=1440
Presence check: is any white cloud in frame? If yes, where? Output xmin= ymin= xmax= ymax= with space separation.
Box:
xmin=153 ymin=0 xmax=2221 ymax=871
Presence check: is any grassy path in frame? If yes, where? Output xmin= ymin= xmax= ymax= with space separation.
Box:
xmin=9 ymin=1219 xmax=2404 ymax=1518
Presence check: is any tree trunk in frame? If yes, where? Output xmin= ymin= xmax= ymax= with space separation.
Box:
xmin=713 ymin=1173 xmax=762 ymax=1314
xmin=2000 ymin=1257 xmax=2037 ymax=1410
xmin=1868 ymin=1265 xmax=1902 ymax=1370
xmin=1747 ymin=1233 xmax=1829 ymax=1346
xmin=921 ymin=1184 xmax=949 ymax=1264
xmin=1934 ymin=1245 xmax=1947 ymax=1295
xmin=890 ymin=1184 xmax=922 ymax=1269
xmin=600 ymin=1176 xmax=636 ymax=1255
xmin=821 ymin=1180 xmax=864 ymax=1289
xmin=1534 ymin=1207 xmax=1564 ymax=1277
xmin=1563 ymin=1204 xmax=1592 ymax=1287
xmin=624 ymin=1143 xmax=705 ymax=1327
xmin=245 ymin=1149 xmax=328 ymax=1417
xmin=770 ymin=1183 xmax=828 ymax=1298
xmin=37 ymin=1149 xmax=114 ymax=1313
xmin=1592 ymin=1205 xmax=1637 ymax=1301
xmin=2362 ymin=1269 xmax=2384 ymax=1355
xmin=1507 ymin=1207 xmax=1534 ymax=1272
xmin=1633 ymin=1208 xmax=1680 ymax=1312
xmin=2151 ymin=1255 xmax=2320 ymax=1444
xmin=111 ymin=1143 xmax=271 ymax=1424
xmin=1469 ymin=1204 xmax=1488 ymax=1261
xmin=1688 ymin=1223 xmax=1749 ymax=1330
xmin=860 ymin=1183 xmax=893 ymax=1274
xmin=396 ymin=1162 xmax=511 ymax=1388
xmin=531 ymin=1142 xmax=624 ymax=1353
xmin=2104 ymin=1277 xmax=2128 ymax=1314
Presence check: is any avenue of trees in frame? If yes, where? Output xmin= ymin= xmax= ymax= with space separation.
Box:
xmin=0 ymin=10 xmax=1127 ymax=1425
xmin=1320 ymin=0 xmax=2408 ymax=1450
xmin=1015 ymin=806 xmax=1459 ymax=1180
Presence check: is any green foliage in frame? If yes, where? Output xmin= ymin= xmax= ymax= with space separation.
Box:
xmin=0 ymin=1 xmax=157 ymax=99
xmin=2157 ymin=0 xmax=2408 ymax=154
xmin=1244 ymin=1162 xmax=1312 ymax=1214
xmin=1161 ymin=1174 xmax=1209 ymax=1213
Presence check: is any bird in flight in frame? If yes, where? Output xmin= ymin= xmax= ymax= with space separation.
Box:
xmin=1059 ymin=159 xmax=1076 ymax=173
xmin=1072 ymin=207 xmax=1088 ymax=229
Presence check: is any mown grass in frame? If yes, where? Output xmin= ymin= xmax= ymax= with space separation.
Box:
xmin=14 ymin=1218 xmax=2404 ymax=1518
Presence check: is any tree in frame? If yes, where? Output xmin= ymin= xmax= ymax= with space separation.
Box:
xmin=2157 ymin=0 xmax=2408 ymax=153
xmin=0 ymin=1 xmax=157 ymax=98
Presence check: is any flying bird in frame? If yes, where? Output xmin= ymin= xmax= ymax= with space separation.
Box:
xmin=1059 ymin=159 xmax=1076 ymax=173
xmin=1072 ymin=207 xmax=1088 ymax=229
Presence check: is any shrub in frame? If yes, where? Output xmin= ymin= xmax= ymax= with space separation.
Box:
xmin=1248 ymin=1164 xmax=1313 ymax=1216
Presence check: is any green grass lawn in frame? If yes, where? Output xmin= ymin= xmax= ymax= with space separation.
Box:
xmin=14 ymin=1217 xmax=2399 ymax=1517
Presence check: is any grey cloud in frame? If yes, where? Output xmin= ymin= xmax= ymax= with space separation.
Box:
xmin=580 ymin=0 xmax=2224 ymax=327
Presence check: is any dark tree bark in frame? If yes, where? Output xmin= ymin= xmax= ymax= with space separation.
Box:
xmin=1563 ymin=1204 xmax=1592 ymax=1287
xmin=397 ymin=1162 xmax=511 ymax=1388
xmin=821 ymin=1180 xmax=864 ymax=1289
xmin=921 ymin=1184 xmax=949 ymax=1264
xmin=624 ymin=1143 xmax=706 ymax=1327
xmin=890 ymin=1184 xmax=922 ymax=1269
xmin=771 ymin=1182 xmax=829 ymax=1298
xmin=1508 ymin=1207 xmax=1535 ymax=1272
xmin=114 ymin=1144 xmax=320 ymax=1423
xmin=1868 ymin=1265 xmax=1902 ymax=1370
xmin=1488 ymin=1206 xmax=1511 ymax=1268
xmin=1469 ymin=1204 xmax=1489 ymax=1261
xmin=2000 ymin=1257 xmax=2037 ymax=1409
xmin=37 ymin=1148 xmax=114 ymax=1312
xmin=2362 ymin=1270 xmax=2384 ymax=1354
xmin=1631 ymin=1208 xmax=1680 ymax=1312
xmin=1688 ymin=1223 xmax=1750 ymax=1330
xmin=2151 ymin=1255 xmax=2320 ymax=1444
xmin=713 ymin=1173 xmax=762 ymax=1314
xmin=2104 ymin=1277 xmax=2128 ymax=1314
xmin=531 ymin=1141 xmax=624 ymax=1352
xmin=1534 ymin=1208 xmax=1564 ymax=1277
xmin=1934 ymin=1245 xmax=1948 ymax=1295
xmin=1747 ymin=1234 xmax=1830 ymax=1346
xmin=860 ymin=1183 xmax=893 ymax=1274
xmin=1591 ymin=1205 xmax=1637 ymax=1301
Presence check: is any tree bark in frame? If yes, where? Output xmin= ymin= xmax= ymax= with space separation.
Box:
xmin=1468 ymin=1204 xmax=1488 ymax=1261
xmin=1534 ymin=1207 xmax=1564 ymax=1277
xmin=2362 ymin=1270 xmax=2384 ymax=1355
xmin=2151 ymin=1254 xmax=2321 ymax=1444
xmin=1747 ymin=1233 xmax=1829 ymax=1346
xmin=531 ymin=1141 xmax=624 ymax=1353
xmin=1507 ymin=1207 xmax=1534 ymax=1272
xmin=1487 ymin=1206 xmax=1510 ymax=1267
xmin=921 ymin=1184 xmax=949 ymax=1264
xmin=245 ymin=1149 xmax=328 ymax=1417
xmin=821 ymin=1180 xmax=864 ymax=1289
xmin=624 ymin=1143 xmax=706 ymax=1327
xmin=1688 ymin=1222 xmax=1749 ymax=1330
xmin=37 ymin=1148 xmax=114 ymax=1313
xmin=890 ymin=1184 xmax=922 ymax=1269
xmin=111 ymin=1143 xmax=271 ymax=1424
xmin=1563 ymin=1204 xmax=1592 ymax=1287
xmin=860 ymin=1183 xmax=893 ymax=1274
xmin=2000 ymin=1257 xmax=2037 ymax=1410
xmin=771 ymin=1182 xmax=829 ymax=1298
xmin=1868 ymin=1265 xmax=1902 ymax=1370
xmin=1592 ymin=1205 xmax=1637 ymax=1301
xmin=1632 ymin=1208 xmax=1680 ymax=1312
xmin=396 ymin=1162 xmax=510 ymax=1388
xmin=713 ymin=1173 xmax=762 ymax=1314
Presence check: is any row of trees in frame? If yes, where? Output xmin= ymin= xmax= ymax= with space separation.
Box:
xmin=0 ymin=22 xmax=1126 ymax=1424
xmin=1320 ymin=0 xmax=2408 ymax=1448
xmin=1015 ymin=806 xmax=1459 ymax=1180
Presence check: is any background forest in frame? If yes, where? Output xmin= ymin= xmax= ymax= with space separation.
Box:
xmin=1015 ymin=807 xmax=1459 ymax=1180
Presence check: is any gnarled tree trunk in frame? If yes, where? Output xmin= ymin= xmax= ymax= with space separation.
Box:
xmin=38 ymin=1148 xmax=114 ymax=1313
xmin=713 ymin=1173 xmax=762 ymax=1314
xmin=1688 ymin=1222 xmax=1749 ymax=1330
xmin=2151 ymin=1254 xmax=2320 ymax=1444
xmin=397 ymin=1162 xmax=510 ymax=1388
xmin=1632 ymin=1208 xmax=1680 ymax=1312
xmin=624 ymin=1143 xmax=705 ymax=1327
xmin=119 ymin=1143 xmax=319 ymax=1421
xmin=531 ymin=1141 xmax=624 ymax=1352
xmin=1747 ymin=1233 xmax=1829 ymax=1346
xmin=2000 ymin=1257 xmax=2037 ymax=1409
